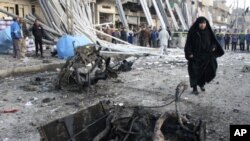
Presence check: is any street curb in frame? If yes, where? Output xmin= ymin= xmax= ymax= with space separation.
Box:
xmin=0 ymin=63 xmax=64 ymax=79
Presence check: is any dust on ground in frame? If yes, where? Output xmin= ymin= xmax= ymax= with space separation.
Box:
xmin=0 ymin=49 xmax=250 ymax=141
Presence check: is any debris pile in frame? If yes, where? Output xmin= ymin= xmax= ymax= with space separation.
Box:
xmin=56 ymin=44 xmax=133 ymax=90
xmin=242 ymin=65 xmax=250 ymax=73
xmin=38 ymin=82 xmax=206 ymax=141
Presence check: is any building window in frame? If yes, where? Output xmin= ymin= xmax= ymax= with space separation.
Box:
xmin=15 ymin=4 xmax=19 ymax=15
xmin=31 ymin=5 xmax=36 ymax=14
xmin=9 ymin=7 xmax=14 ymax=14
xmin=4 ymin=6 xmax=8 ymax=11
xmin=102 ymin=5 xmax=111 ymax=9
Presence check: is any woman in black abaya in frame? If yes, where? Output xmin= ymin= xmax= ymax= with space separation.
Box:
xmin=184 ymin=17 xmax=224 ymax=94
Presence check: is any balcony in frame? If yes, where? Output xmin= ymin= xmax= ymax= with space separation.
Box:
xmin=121 ymin=0 xmax=138 ymax=3
xmin=213 ymin=2 xmax=230 ymax=13
xmin=213 ymin=15 xmax=229 ymax=25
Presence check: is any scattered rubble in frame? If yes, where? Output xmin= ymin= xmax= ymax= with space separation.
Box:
xmin=56 ymin=44 xmax=135 ymax=91
xmin=42 ymin=97 xmax=55 ymax=103
xmin=242 ymin=65 xmax=250 ymax=72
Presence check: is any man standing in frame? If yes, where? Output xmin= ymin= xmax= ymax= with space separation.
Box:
xmin=216 ymin=29 xmax=225 ymax=48
xmin=127 ymin=27 xmax=134 ymax=44
xmin=10 ymin=17 xmax=21 ymax=58
xmin=139 ymin=26 xmax=146 ymax=46
xmin=148 ymin=26 xmax=152 ymax=47
xmin=231 ymin=30 xmax=238 ymax=51
xmin=184 ymin=17 xmax=224 ymax=94
xmin=224 ymin=31 xmax=231 ymax=50
xmin=19 ymin=18 xmax=29 ymax=58
xmin=120 ymin=27 xmax=127 ymax=42
xmin=151 ymin=26 xmax=158 ymax=48
xmin=246 ymin=30 xmax=250 ymax=51
xmin=239 ymin=32 xmax=246 ymax=51
xmin=167 ymin=26 xmax=172 ymax=48
xmin=32 ymin=19 xmax=44 ymax=57
xmin=159 ymin=27 xmax=169 ymax=55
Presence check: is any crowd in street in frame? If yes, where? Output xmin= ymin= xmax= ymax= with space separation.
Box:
xmin=98 ymin=25 xmax=172 ymax=55
xmin=10 ymin=17 xmax=45 ymax=59
xmin=215 ymin=29 xmax=250 ymax=52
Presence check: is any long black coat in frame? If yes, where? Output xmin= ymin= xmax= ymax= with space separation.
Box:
xmin=32 ymin=24 xmax=44 ymax=40
xmin=184 ymin=17 xmax=224 ymax=87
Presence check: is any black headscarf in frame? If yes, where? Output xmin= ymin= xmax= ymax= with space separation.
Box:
xmin=197 ymin=18 xmax=211 ymax=50
xmin=186 ymin=16 xmax=224 ymax=58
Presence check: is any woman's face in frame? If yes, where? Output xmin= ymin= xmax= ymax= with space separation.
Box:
xmin=199 ymin=22 xmax=206 ymax=30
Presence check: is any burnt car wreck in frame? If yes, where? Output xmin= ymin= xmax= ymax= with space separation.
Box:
xmin=56 ymin=44 xmax=119 ymax=90
xmin=39 ymin=82 xmax=206 ymax=141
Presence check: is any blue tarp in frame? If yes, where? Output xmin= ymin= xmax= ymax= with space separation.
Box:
xmin=57 ymin=35 xmax=93 ymax=59
xmin=0 ymin=26 xmax=12 ymax=53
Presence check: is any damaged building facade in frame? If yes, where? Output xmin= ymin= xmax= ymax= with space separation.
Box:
xmin=0 ymin=0 xmax=42 ymax=19
xmin=0 ymin=0 xmax=232 ymax=30
xmin=96 ymin=0 xmax=161 ymax=28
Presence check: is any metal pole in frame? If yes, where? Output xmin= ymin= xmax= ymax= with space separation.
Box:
xmin=244 ymin=0 xmax=246 ymax=10
xmin=66 ymin=0 xmax=69 ymax=33
xmin=235 ymin=0 xmax=239 ymax=30
xmin=70 ymin=0 xmax=73 ymax=35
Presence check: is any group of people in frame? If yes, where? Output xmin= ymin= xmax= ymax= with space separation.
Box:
xmin=10 ymin=17 xmax=45 ymax=59
xmin=216 ymin=29 xmax=250 ymax=51
xmin=99 ymin=25 xmax=172 ymax=55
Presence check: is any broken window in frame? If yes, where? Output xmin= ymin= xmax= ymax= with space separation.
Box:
xmin=100 ymin=12 xmax=113 ymax=24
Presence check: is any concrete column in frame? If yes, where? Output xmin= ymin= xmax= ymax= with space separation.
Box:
xmin=97 ymin=7 xmax=100 ymax=24
xmin=113 ymin=13 xmax=116 ymax=26
xmin=92 ymin=3 xmax=95 ymax=25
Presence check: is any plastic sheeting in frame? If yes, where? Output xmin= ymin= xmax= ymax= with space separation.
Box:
xmin=56 ymin=35 xmax=93 ymax=59
xmin=0 ymin=26 xmax=12 ymax=53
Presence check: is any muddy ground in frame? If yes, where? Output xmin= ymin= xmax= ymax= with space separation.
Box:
xmin=0 ymin=49 xmax=250 ymax=141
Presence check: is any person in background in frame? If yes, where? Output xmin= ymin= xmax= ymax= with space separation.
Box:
xmin=135 ymin=26 xmax=141 ymax=46
xmin=239 ymin=31 xmax=246 ymax=51
xmin=111 ymin=25 xmax=116 ymax=44
xmin=215 ymin=29 xmax=225 ymax=49
xmin=224 ymin=31 xmax=231 ymax=50
xmin=151 ymin=26 xmax=158 ymax=48
xmin=139 ymin=26 xmax=146 ymax=46
xmin=231 ymin=30 xmax=238 ymax=51
xmin=133 ymin=28 xmax=138 ymax=45
xmin=246 ymin=30 xmax=250 ymax=51
xmin=167 ymin=26 xmax=172 ymax=48
xmin=148 ymin=26 xmax=152 ymax=47
xmin=106 ymin=25 xmax=112 ymax=43
xmin=115 ymin=29 xmax=120 ymax=43
xmin=159 ymin=27 xmax=170 ymax=55
xmin=120 ymin=27 xmax=127 ymax=42
xmin=19 ymin=18 xmax=29 ymax=58
xmin=127 ymin=27 xmax=134 ymax=44
xmin=10 ymin=17 xmax=21 ymax=58
xmin=32 ymin=19 xmax=45 ymax=58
